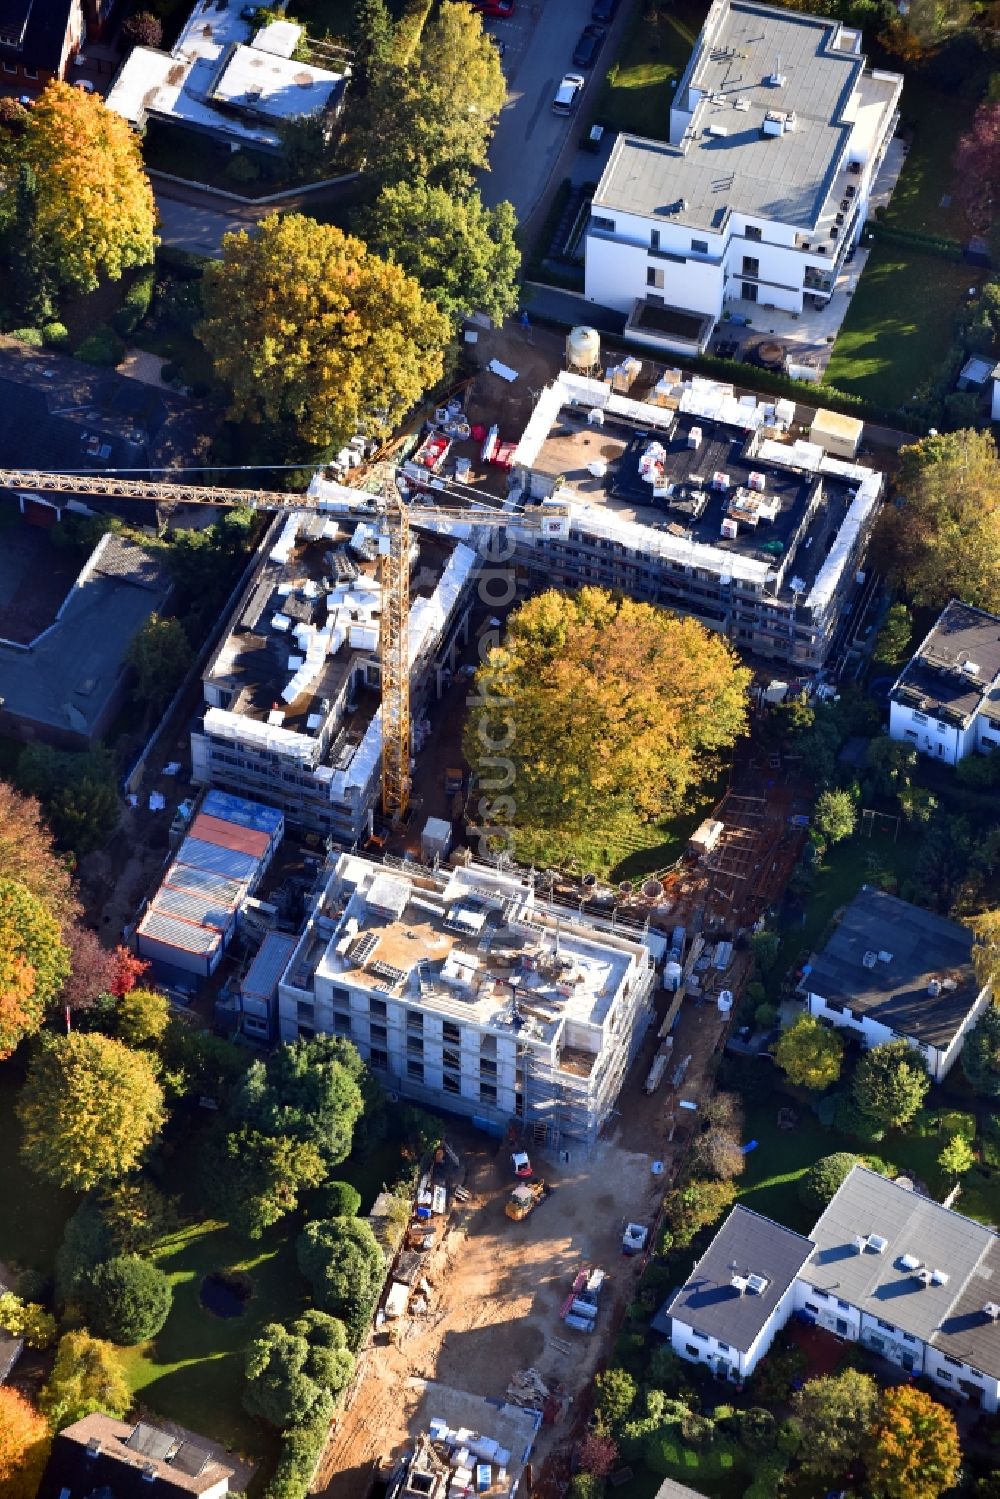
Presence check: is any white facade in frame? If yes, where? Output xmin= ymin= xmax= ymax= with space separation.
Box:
xmin=276 ymin=854 xmax=659 ymax=1154
xmin=805 ymin=983 xmax=991 ymax=1083
xmin=585 ymin=0 xmax=901 ymax=328
xmin=670 ymin=1275 xmax=799 ymax=1381
xmin=888 ymin=600 xmax=1000 ymax=766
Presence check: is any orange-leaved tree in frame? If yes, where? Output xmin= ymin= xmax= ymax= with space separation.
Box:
xmin=0 ymin=1389 xmax=51 ymax=1499
xmin=865 ymin=1385 xmax=961 ymax=1499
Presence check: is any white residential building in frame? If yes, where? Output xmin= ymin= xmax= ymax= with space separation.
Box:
xmin=889 ymin=599 xmax=1000 ymax=766
xmin=190 ymin=505 xmax=476 ymax=841
xmin=801 ymin=885 xmax=991 ymax=1083
xmin=584 ymin=0 xmax=902 ymax=346
xmin=668 ymin=1167 xmax=1000 ymax=1413
xmin=276 ymin=854 xmax=660 ymax=1155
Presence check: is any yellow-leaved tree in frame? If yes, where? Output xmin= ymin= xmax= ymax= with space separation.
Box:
xmin=198 ymin=213 xmax=451 ymax=452
xmin=5 ymin=81 xmax=156 ymax=295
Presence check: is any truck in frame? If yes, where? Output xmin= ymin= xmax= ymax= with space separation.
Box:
xmin=505 ymin=1180 xmax=551 ymax=1221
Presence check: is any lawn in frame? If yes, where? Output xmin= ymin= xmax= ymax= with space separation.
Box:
xmin=590 ymin=0 xmax=707 ymax=140
xmin=738 ymin=1102 xmax=858 ymax=1233
xmin=641 ymin=1431 xmax=750 ymax=1498
xmin=824 ymin=245 xmax=984 ymax=406
xmin=0 ymin=1057 xmax=77 ymax=1275
xmin=118 ymin=1215 xmax=307 ymax=1456
xmin=883 ymin=82 xmax=973 ymax=241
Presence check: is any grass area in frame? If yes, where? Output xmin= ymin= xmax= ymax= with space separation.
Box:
xmin=643 ymin=1432 xmax=749 ymax=1498
xmin=824 ymin=244 xmax=983 ymax=406
xmin=337 ymin=1137 xmax=407 ymax=1213
xmin=590 ymin=0 xmax=706 ymax=140
xmin=739 ymin=1102 xmax=858 ymax=1233
xmin=883 ymin=82 xmax=973 ymax=241
xmin=118 ymin=1215 xmax=307 ymax=1456
xmin=511 ymin=775 xmax=723 ymax=883
xmin=0 ymin=1058 xmax=78 ymax=1274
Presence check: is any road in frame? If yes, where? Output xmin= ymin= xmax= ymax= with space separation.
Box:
xmin=479 ymin=0 xmax=625 ymax=223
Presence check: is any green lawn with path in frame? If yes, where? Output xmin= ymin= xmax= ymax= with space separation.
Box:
xmin=591 ymin=0 xmax=707 ymax=140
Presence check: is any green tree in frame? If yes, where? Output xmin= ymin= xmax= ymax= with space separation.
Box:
xmin=114 ymin=987 xmax=171 ymax=1047
xmin=314 ymin=1180 xmax=362 ymax=1219
xmin=351 ymin=0 xmax=394 ymax=92
xmin=465 ymin=588 xmax=750 ymax=835
xmin=2 ymin=81 xmax=155 ymax=295
xmin=661 ymin=1179 xmax=737 ymax=1249
xmin=938 ymin=1133 xmax=975 ymax=1179
xmin=592 ymin=1368 xmax=637 ymax=1432
xmin=236 ymin=1036 xmax=366 ymax=1168
xmin=0 ymin=877 xmax=70 ymax=1057
xmin=873 ymin=603 xmax=913 ymax=665
xmin=914 ymin=812 xmax=971 ymax=913
xmin=972 ymin=911 xmax=1000 ymax=993
xmin=873 ymin=430 xmax=1000 ymax=613
xmin=0 ymin=1292 xmax=57 ymax=1349
xmin=360 ymin=183 xmax=519 ymax=327
xmin=797 ymin=1152 xmax=860 ymax=1213
xmin=366 ymin=3 xmax=506 ymax=190
xmin=40 ymin=1331 xmax=131 ymax=1430
xmin=852 ymin=1040 xmax=929 ymax=1130
xmin=962 ymin=1005 xmax=1000 ymax=1097
xmin=774 ymin=1016 xmax=844 ymax=1091
xmin=814 ymin=788 xmax=856 ymax=844
xmin=243 ymin=1311 xmax=355 ymax=1427
xmin=18 ymin=1033 xmax=166 ymax=1190
xmin=199 ymin=213 xmax=450 ymax=454
xmin=54 ymin=1199 xmax=111 ymax=1307
xmin=792 ymin=1369 xmax=878 ymax=1479
xmin=17 ymin=743 xmax=120 ymax=856
xmin=750 ymin=930 xmax=781 ymax=973
xmin=100 ymin=1178 xmax=180 ymax=1256
xmin=126 ymin=614 xmax=192 ymax=712
xmin=216 ymin=1128 xmax=327 ymax=1239
xmin=83 ymin=1255 xmax=173 ymax=1344
xmin=6 ymin=162 xmax=51 ymax=322
xmin=296 ymin=1218 xmax=385 ymax=1349
xmin=865 ymin=1385 xmax=961 ymax=1499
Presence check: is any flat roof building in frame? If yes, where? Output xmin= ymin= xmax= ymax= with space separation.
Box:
xmin=191 ymin=504 xmax=477 ymax=840
xmin=277 ymin=853 xmax=659 ymax=1155
xmin=801 ymin=885 xmax=990 ymax=1082
xmin=506 ymin=369 xmax=883 ymax=670
xmin=584 ymin=0 xmax=901 ymax=338
xmin=889 ymin=599 xmax=1000 ymax=767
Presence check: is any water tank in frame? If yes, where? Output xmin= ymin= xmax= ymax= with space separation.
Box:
xmin=566 ymin=325 xmax=601 ymax=372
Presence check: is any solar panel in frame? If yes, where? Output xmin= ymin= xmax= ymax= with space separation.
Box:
xmin=169 ymin=1443 xmax=212 ymax=1479
xmin=126 ymin=1424 xmax=175 ymax=1462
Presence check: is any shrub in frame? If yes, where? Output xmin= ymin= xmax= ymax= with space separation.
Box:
xmin=42 ymin=322 xmax=70 ymax=348
xmin=83 ymin=1255 xmax=173 ymax=1344
xmin=568 ymin=1476 xmax=603 ymax=1499
xmin=226 ymin=152 xmax=261 ymax=183
xmin=264 ymin=1407 xmax=330 ymax=1499
xmin=742 ymin=1454 xmax=788 ymax=1498
xmin=314 ymin=1181 xmax=362 ymax=1219
xmin=592 ymin=1367 xmax=637 ymax=1431
xmin=735 ymin=1407 xmax=775 ymax=1451
xmin=75 ymin=325 xmax=125 ymax=367
xmin=798 ymin=1152 xmax=860 ymax=1212
xmin=113 ymin=268 xmax=155 ymax=336
xmin=10 ymin=327 xmax=44 ymax=346
xmin=754 ymin=1002 xmax=778 ymax=1029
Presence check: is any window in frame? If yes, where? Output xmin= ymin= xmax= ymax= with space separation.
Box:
xmin=329 ymin=984 xmax=350 ymax=1007
xmin=691 ymin=238 xmax=708 ymax=254
xmin=479 ymin=1081 xmax=497 ymax=1103
xmin=742 ymin=282 xmax=758 ymax=303
xmin=2 ymin=63 xmax=17 ymax=75
xmin=647 ymin=267 xmax=664 ymax=289
xmin=370 ymin=997 xmax=387 ymax=1019
xmin=407 ymin=1059 xmax=424 ymax=1082
xmin=716 ymin=1340 xmax=730 ymax=1353
xmin=370 ymin=1047 xmax=388 ymax=1070
xmin=480 ymin=1057 xmax=497 ymax=1077
xmin=514 ymin=1091 xmax=524 ymax=1116
xmin=333 ymin=1013 xmax=351 ymax=1037
xmin=23 ymin=67 xmax=36 ymax=79
xmin=443 ymin=1021 xmax=460 ymax=1044
xmin=407 ymin=1012 xmax=423 ymax=1033
xmin=903 ymin=1333 xmax=917 ymax=1344
xmin=407 ymin=1035 xmax=423 ymax=1056
xmin=837 ymin=1299 xmax=851 ymax=1311
xmin=443 ymin=1074 xmax=460 ymax=1095
xmin=650 ymin=229 xmax=661 ymax=250
xmin=742 ymin=255 xmax=760 ymax=277
xmin=943 ymin=1355 xmax=963 ymax=1368
xmin=370 ymin=1023 xmax=387 ymax=1045
xmin=913 ymin=711 xmax=928 ymax=724
xmin=938 ymin=1370 xmax=952 ymax=1383
xmin=443 ymin=1046 xmax=460 ymax=1070
xmin=685 ymin=1345 xmax=699 ymax=1357
xmin=592 ymin=215 xmax=615 ymax=232
xmin=877 ymin=1319 xmax=895 ymax=1332
xmin=745 ymin=224 xmax=762 ymax=241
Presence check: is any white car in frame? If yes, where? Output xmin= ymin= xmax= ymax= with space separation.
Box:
xmin=552 ymin=72 xmax=585 ymax=116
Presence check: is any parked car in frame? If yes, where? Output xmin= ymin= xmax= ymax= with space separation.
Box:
xmin=591 ymin=0 xmax=620 ymax=22
xmin=572 ymin=23 xmax=606 ymax=67
xmin=470 ymin=0 xmax=515 ymax=16
xmin=552 ymin=72 xmax=585 ymax=115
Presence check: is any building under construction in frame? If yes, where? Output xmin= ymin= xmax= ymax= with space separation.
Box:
xmin=191 ymin=507 xmax=477 ymax=840
xmin=274 ymin=854 xmax=660 ymax=1157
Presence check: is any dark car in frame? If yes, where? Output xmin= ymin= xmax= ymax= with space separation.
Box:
xmin=591 ymin=0 xmax=620 ymax=23
xmin=470 ymin=0 xmax=515 ymax=16
xmin=572 ymin=23 xmax=606 ymax=67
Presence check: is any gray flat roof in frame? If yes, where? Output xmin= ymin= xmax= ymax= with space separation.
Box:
xmin=804 ymin=886 xmax=979 ymax=1049
xmin=666 ymin=1205 xmax=815 ymax=1353
xmin=803 ymin=1166 xmax=1000 ymax=1377
xmin=891 ymin=599 xmax=1000 ymax=728
xmin=594 ymin=1 xmax=898 ymax=232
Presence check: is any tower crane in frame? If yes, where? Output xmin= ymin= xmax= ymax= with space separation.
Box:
xmin=0 ymin=464 xmax=565 ymax=824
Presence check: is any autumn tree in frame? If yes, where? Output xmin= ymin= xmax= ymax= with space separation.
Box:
xmin=0 ymin=1292 xmax=57 ymax=1349
xmin=774 ymin=1015 xmax=844 ymax=1091
xmin=365 ymin=3 xmax=506 ymax=190
xmin=853 ymin=1040 xmax=929 ymax=1130
xmin=953 ymin=101 xmax=999 ymax=236
xmin=61 ymin=927 xmax=121 ymax=1013
xmin=198 ymin=214 xmax=450 ymax=454
xmin=18 ymin=1033 xmax=166 ymax=1190
xmin=114 ymin=987 xmax=171 ymax=1047
xmin=0 ymin=782 xmax=79 ymax=926
xmin=865 ymin=1386 xmax=961 ymax=1499
xmin=972 ymin=911 xmax=1000 ymax=993
xmin=793 ymin=1369 xmax=878 ymax=1479
xmin=1 ymin=81 xmax=155 ymax=299
xmin=122 ymin=10 xmax=163 ymax=48
xmin=127 ymin=615 xmax=192 ymax=713
xmin=243 ymin=1311 xmax=355 ymax=1427
xmin=465 ymin=589 xmax=750 ymax=838
xmin=962 ymin=1005 xmax=1000 ymax=1096
xmin=814 ymin=788 xmax=856 ymax=844
xmin=873 ymin=430 xmax=1000 ymax=613
xmin=350 ymin=0 xmax=394 ymax=93
xmin=359 ymin=183 xmax=520 ymax=326
xmin=687 ymin=1127 xmax=745 ymax=1180
xmin=40 ymin=1331 xmax=131 ymax=1430
xmin=0 ymin=878 xmax=70 ymax=1057
xmin=0 ymin=1389 xmax=50 ymax=1499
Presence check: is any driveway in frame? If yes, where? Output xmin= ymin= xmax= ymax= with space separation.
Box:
xmin=479 ymin=0 xmax=624 ymax=221
xmin=155 ymin=194 xmax=247 ymax=258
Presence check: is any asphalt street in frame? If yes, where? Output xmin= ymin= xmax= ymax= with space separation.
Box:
xmin=478 ymin=0 xmax=622 ymax=221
